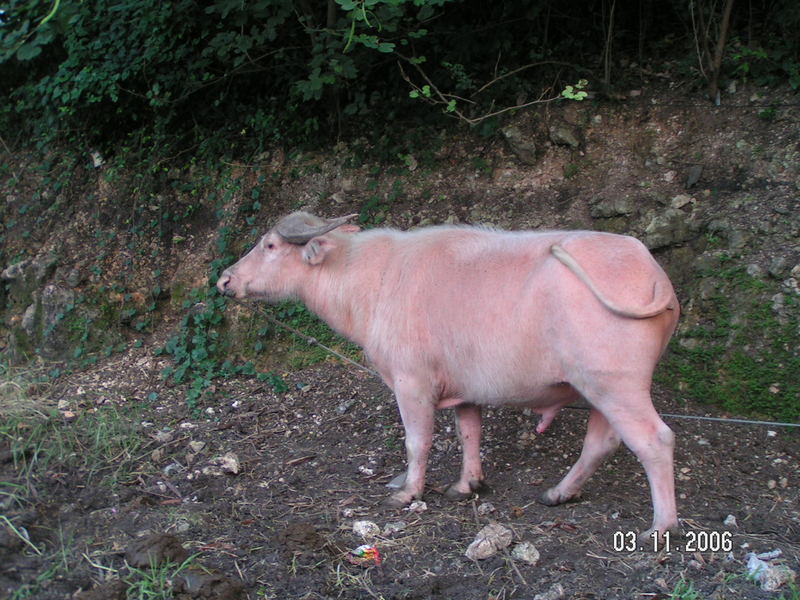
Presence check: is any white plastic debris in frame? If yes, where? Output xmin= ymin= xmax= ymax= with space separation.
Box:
xmin=90 ymin=151 xmax=105 ymax=168
xmin=465 ymin=523 xmax=513 ymax=560
xmin=746 ymin=550 xmax=797 ymax=591
xmin=352 ymin=520 xmax=380 ymax=539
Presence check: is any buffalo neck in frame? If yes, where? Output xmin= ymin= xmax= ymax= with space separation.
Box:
xmin=295 ymin=234 xmax=388 ymax=349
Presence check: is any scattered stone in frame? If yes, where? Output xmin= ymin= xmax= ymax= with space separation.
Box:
xmin=643 ymin=208 xmax=695 ymax=249
xmin=337 ymin=398 xmax=356 ymax=414
xmin=353 ymin=520 xmax=380 ymax=539
xmin=511 ymin=541 xmax=540 ymax=565
xmin=188 ymin=441 xmax=206 ymax=453
xmin=175 ymin=519 xmax=191 ymax=533
xmin=772 ymin=293 xmax=786 ymax=315
xmin=502 ymin=125 xmax=538 ymax=165
xmin=549 ymin=120 xmax=582 ymax=148
xmin=477 ymin=502 xmax=496 ymax=516
xmin=162 ymin=462 xmax=182 ymax=476
xmin=406 ymin=500 xmax=428 ymax=513
xmin=589 ymin=196 xmax=635 ymax=218
xmin=330 ymin=191 xmax=347 ymax=204
xmin=783 ymin=277 xmax=799 ymax=295
xmin=465 ymin=523 xmax=513 ymax=560
xmin=533 ymin=583 xmax=565 ymax=600
xmin=727 ymin=228 xmax=752 ymax=250
xmin=203 ymin=452 xmax=240 ymax=476
xmin=383 ymin=521 xmax=407 ymax=535
xmin=723 ymin=514 xmax=737 ymax=527
xmin=768 ymin=256 xmax=789 ymax=278
xmin=685 ymin=164 xmax=703 ymax=188
xmin=670 ymin=194 xmax=694 ymax=209
xmin=746 ymin=263 xmax=764 ymax=278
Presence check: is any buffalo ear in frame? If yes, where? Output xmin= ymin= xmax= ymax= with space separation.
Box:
xmin=302 ymin=236 xmax=334 ymax=265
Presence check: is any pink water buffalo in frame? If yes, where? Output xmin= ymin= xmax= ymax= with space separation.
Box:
xmin=217 ymin=212 xmax=681 ymax=540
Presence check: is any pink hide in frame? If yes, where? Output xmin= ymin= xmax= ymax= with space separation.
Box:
xmin=217 ymin=213 xmax=681 ymax=540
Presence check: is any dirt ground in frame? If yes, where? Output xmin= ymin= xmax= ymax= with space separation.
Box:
xmin=1 ymin=345 xmax=797 ymax=600
xmin=1 ymin=78 xmax=799 ymax=599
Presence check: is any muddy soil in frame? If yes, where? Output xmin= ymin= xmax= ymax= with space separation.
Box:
xmin=1 ymin=348 xmax=797 ymax=600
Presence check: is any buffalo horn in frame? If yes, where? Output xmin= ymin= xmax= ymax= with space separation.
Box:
xmin=275 ymin=212 xmax=358 ymax=244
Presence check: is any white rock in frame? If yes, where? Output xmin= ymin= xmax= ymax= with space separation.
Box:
xmin=670 ymin=194 xmax=694 ymax=209
xmin=406 ymin=500 xmax=428 ymax=513
xmin=465 ymin=523 xmax=513 ymax=560
xmin=511 ymin=541 xmax=540 ymax=565
xmin=383 ymin=521 xmax=407 ymax=535
xmin=203 ymin=452 xmax=240 ymax=475
xmin=723 ymin=514 xmax=737 ymax=527
xmin=477 ymin=502 xmax=496 ymax=516
xmin=533 ymin=583 xmax=565 ymax=600
xmin=353 ymin=520 xmax=380 ymax=539
xmin=188 ymin=441 xmax=205 ymax=453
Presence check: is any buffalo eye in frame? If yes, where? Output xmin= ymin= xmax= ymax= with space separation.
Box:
xmin=267 ymin=243 xmax=275 ymax=249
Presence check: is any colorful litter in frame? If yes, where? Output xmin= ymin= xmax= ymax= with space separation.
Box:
xmin=347 ymin=544 xmax=382 ymax=567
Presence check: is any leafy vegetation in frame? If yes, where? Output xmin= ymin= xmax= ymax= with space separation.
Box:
xmin=2 ymin=0 xmax=799 ymax=160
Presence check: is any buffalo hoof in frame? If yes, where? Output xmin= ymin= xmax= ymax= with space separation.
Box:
xmin=444 ymin=479 xmax=489 ymax=501
xmin=538 ymin=488 xmax=580 ymax=506
xmin=383 ymin=490 xmax=419 ymax=509
xmin=637 ymin=524 xmax=683 ymax=550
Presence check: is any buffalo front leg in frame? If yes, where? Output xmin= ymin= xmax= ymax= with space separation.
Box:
xmin=540 ymin=408 xmax=621 ymax=505
xmin=445 ymin=403 xmax=487 ymax=500
xmin=386 ymin=382 xmax=435 ymax=507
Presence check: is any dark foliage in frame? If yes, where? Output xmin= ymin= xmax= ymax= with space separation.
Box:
xmin=1 ymin=0 xmax=798 ymax=158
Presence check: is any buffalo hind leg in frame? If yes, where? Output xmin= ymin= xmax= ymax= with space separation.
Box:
xmin=600 ymin=399 xmax=678 ymax=544
xmin=540 ymin=408 xmax=620 ymax=506
xmin=445 ymin=403 xmax=488 ymax=500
